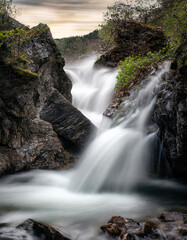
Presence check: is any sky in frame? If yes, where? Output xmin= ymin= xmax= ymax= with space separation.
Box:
xmin=14 ymin=0 xmax=115 ymax=38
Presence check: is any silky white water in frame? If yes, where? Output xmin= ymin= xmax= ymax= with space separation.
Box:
xmin=65 ymin=56 xmax=118 ymax=127
xmin=0 ymin=57 xmax=186 ymax=240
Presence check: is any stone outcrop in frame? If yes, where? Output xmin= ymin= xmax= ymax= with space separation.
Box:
xmin=153 ymin=41 xmax=187 ymax=179
xmin=0 ymin=20 xmax=95 ymax=176
xmin=95 ymin=20 xmax=167 ymax=68
xmin=101 ymin=212 xmax=187 ymax=240
xmin=22 ymin=23 xmax=72 ymax=103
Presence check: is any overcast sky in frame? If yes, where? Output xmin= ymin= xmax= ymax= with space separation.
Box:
xmin=14 ymin=0 xmax=115 ymax=38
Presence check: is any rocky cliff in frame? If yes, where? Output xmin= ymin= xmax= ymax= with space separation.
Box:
xmin=0 ymin=21 xmax=96 ymax=176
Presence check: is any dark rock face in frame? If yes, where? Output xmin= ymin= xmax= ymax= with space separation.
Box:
xmin=101 ymin=212 xmax=187 ymax=240
xmin=0 ymin=219 xmax=71 ymax=240
xmin=0 ymin=20 xmax=94 ymax=175
xmin=153 ymin=41 xmax=187 ymax=179
xmin=0 ymin=119 xmax=75 ymax=175
xmin=95 ymin=20 xmax=166 ymax=67
xmin=40 ymin=89 xmax=96 ymax=151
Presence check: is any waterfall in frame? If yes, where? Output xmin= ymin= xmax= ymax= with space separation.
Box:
xmin=0 ymin=57 xmax=186 ymax=240
xmin=65 ymin=56 xmax=118 ymax=127
xmin=69 ymin=62 xmax=171 ymax=192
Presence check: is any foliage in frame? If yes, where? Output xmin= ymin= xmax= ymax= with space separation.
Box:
xmin=0 ymin=27 xmax=26 ymax=54
xmin=162 ymin=0 xmax=186 ymax=51
xmin=98 ymin=24 xmax=115 ymax=51
xmin=115 ymin=51 xmax=165 ymax=90
xmin=0 ymin=0 xmax=28 ymax=57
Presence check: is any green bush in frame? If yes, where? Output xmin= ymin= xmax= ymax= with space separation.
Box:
xmin=115 ymin=51 xmax=165 ymax=90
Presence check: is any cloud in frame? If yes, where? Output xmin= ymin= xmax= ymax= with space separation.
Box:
xmin=14 ymin=0 xmax=114 ymax=37
xmin=15 ymin=0 xmax=86 ymax=5
xmin=14 ymin=0 xmax=105 ymax=9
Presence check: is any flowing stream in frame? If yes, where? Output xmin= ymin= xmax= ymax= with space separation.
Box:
xmin=0 ymin=56 xmax=186 ymax=240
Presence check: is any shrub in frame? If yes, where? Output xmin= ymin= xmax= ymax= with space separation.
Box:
xmin=115 ymin=51 xmax=165 ymax=90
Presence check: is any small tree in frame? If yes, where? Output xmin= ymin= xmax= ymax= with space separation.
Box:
xmin=0 ymin=0 xmax=27 ymax=57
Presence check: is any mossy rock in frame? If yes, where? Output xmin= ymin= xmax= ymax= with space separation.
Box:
xmin=13 ymin=66 xmax=38 ymax=81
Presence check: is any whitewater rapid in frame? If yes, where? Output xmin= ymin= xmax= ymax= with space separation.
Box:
xmin=0 ymin=56 xmax=186 ymax=240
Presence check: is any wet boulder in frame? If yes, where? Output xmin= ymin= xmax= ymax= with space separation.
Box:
xmin=18 ymin=219 xmax=71 ymax=240
xmin=159 ymin=212 xmax=184 ymax=222
xmin=101 ymin=212 xmax=187 ymax=240
xmin=0 ymin=227 xmax=33 ymax=240
xmin=101 ymin=216 xmax=141 ymax=239
xmin=0 ymin=219 xmax=71 ymax=240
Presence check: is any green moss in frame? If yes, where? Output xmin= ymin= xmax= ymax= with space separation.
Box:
xmin=13 ymin=66 xmax=38 ymax=81
xmin=8 ymin=56 xmax=29 ymax=67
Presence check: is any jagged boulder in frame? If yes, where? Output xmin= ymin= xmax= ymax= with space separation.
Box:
xmin=95 ymin=20 xmax=167 ymax=67
xmin=40 ymin=89 xmax=96 ymax=152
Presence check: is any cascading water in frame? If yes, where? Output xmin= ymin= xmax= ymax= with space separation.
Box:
xmin=69 ymin=62 xmax=171 ymax=193
xmin=0 ymin=57 xmax=186 ymax=240
xmin=65 ymin=56 xmax=118 ymax=127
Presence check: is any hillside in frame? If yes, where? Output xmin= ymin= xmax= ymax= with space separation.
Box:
xmin=55 ymin=30 xmax=101 ymax=63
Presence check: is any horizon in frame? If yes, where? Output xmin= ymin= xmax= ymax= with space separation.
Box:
xmin=14 ymin=0 xmax=115 ymax=38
